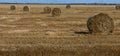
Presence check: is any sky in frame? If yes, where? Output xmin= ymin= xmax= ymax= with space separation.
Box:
xmin=0 ymin=0 xmax=119 ymax=4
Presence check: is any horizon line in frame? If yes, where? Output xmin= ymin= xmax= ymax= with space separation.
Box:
xmin=0 ymin=2 xmax=119 ymax=5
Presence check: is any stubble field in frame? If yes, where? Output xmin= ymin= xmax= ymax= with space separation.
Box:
xmin=0 ymin=4 xmax=120 ymax=56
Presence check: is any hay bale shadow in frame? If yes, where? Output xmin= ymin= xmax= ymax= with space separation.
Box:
xmin=74 ymin=31 xmax=90 ymax=34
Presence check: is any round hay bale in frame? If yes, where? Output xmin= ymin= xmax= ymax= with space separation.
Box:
xmin=23 ymin=6 xmax=30 ymax=11
xmin=115 ymin=5 xmax=120 ymax=10
xmin=66 ymin=5 xmax=71 ymax=9
xmin=52 ymin=8 xmax=61 ymax=17
xmin=87 ymin=13 xmax=114 ymax=34
xmin=43 ymin=7 xmax=51 ymax=14
xmin=10 ymin=5 xmax=16 ymax=10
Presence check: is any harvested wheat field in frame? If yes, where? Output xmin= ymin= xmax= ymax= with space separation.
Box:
xmin=0 ymin=4 xmax=120 ymax=56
